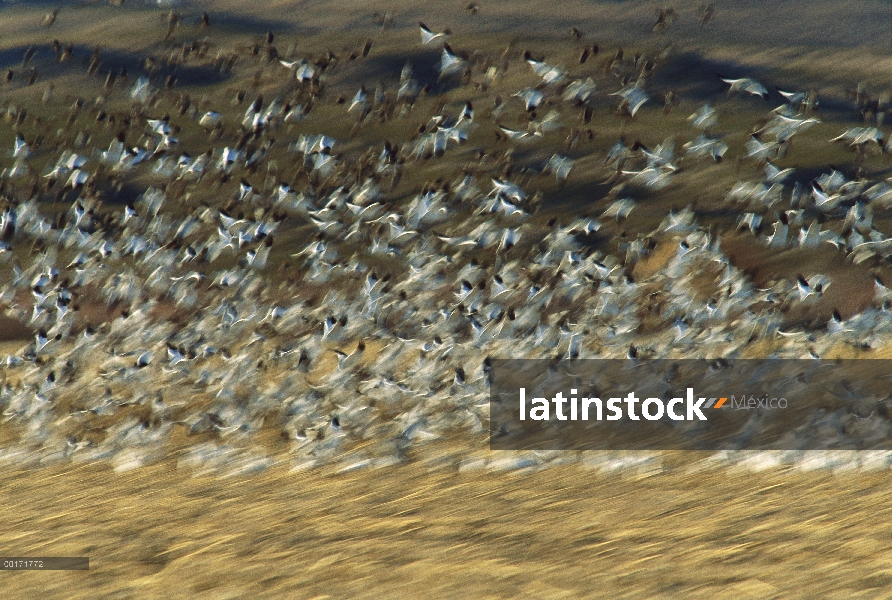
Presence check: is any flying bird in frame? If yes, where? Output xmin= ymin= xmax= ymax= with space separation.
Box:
xmin=721 ymin=77 xmax=769 ymax=100
xmin=524 ymin=51 xmax=566 ymax=85
xmin=544 ymin=154 xmax=575 ymax=182
xmin=688 ymin=103 xmax=717 ymax=129
xmin=438 ymin=44 xmax=466 ymax=77
xmin=513 ymin=88 xmax=545 ymax=111
xmin=610 ymin=84 xmax=650 ymax=117
xmin=653 ymin=6 xmax=676 ymax=31
xmin=348 ymin=85 xmax=368 ymax=113
xmin=419 ymin=22 xmax=451 ymax=45
xmin=698 ymin=3 xmax=715 ymax=28
xmin=601 ymin=197 xmax=637 ymax=221
xmin=199 ymin=111 xmax=220 ymax=127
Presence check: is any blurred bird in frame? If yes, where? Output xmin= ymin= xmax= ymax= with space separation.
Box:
xmin=438 ymin=44 xmax=466 ymax=77
xmin=721 ymin=77 xmax=769 ymax=100
xmin=698 ymin=3 xmax=715 ymax=28
xmin=419 ymin=22 xmax=451 ymax=45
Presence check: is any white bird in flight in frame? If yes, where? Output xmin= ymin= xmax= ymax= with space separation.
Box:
xmin=721 ymin=77 xmax=769 ymax=100
xmin=419 ymin=21 xmax=451 ymax=45
xmin=438 ymin=44 xmax=466 ymax=77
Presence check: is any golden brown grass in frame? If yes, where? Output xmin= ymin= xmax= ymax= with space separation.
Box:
xmin=4 ymin=455 xmax=892 ymax=598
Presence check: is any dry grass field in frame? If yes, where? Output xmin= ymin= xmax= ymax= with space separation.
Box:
xmin=5 ymin=455 xmax=892 ymax=598
xmin=0 ymin=0 xmax=891 ymax=597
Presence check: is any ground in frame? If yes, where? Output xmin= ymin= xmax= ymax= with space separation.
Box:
xmin=4 ymin=455 xmax=892 ymax=598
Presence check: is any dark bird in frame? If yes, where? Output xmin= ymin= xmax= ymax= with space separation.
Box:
xmin=22 ymin=46 xmax=35 ymax=67
xmin=582 ymin=105 xmax=593 ymax=124
xmin=699 ymin=3 xmax=715 ymax=28
xmin=796 ymin=274 xmax=819 ymax=300
xmin=663 ymin=90 xmax=677 ymax=114
xmin=652 ymin=6 xmax=676 ymax=31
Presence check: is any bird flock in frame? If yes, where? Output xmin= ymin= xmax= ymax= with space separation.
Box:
xmin=0 ymin=4 xmax=891 ymax=473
